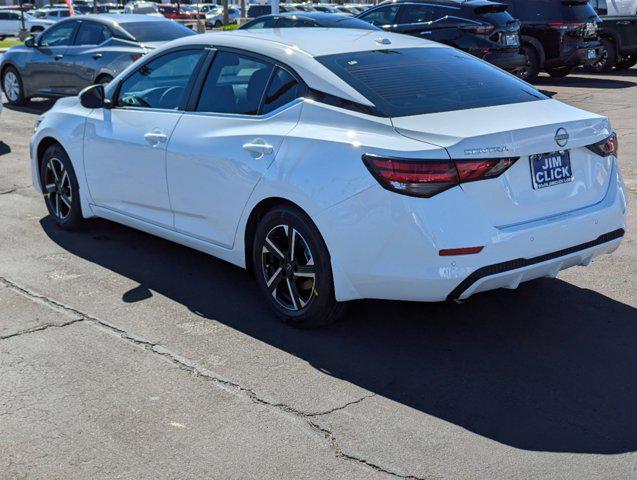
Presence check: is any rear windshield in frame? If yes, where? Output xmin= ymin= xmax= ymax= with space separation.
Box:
xmin=503 ymin=0 xmax=597 ymax=22
xmin=120 ymin=21 xmax=196 ymax=42
xmin=315 ymin=47 xmax=546 ymax=117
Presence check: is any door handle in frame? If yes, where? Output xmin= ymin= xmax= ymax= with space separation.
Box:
xmin=92 ymin=53 xmax=102 ymax=60
xmin=144 ymin=130 xmax=167 ymax=147
xmin=243 ymin=139 xmax=274 ymax=158
xmin=54 ymin=54 xmax=63 ymax=60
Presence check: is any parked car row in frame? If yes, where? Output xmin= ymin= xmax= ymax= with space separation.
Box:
xmin=0 ymin=10 xmax=54 ymax=39
xmin=588 ymin=0 xmax=637 ymax=71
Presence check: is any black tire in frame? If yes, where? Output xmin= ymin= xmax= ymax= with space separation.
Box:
xmin=253 ymin=205 xmax=346 ymax=328
xmin=39 ymin=144 xmax=85 ymax=230
xmin=615 ymin=55 xmax=637 ymax=70
xmin=518 ymin=44 xmax=540 ymax=83
xmin=2 ymin=65 xmax=27 ymax=106
xmin=30 ymin=26 xmax=44 ymax=33
xmin=546 ymin=66 xmax=573 ymax=78
xmin=585 ymin=38 xmax=616 ymax=73
xmin=95 ymin=74 xmax=113 ymax=85
xmin=214 ymin=20 xmax=222 ymax=28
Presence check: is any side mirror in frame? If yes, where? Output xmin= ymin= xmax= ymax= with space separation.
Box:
xmin=24 ymin=36 xmax=35 ymax=48
xmin=79 ymin=84 xmax=108 ymax=109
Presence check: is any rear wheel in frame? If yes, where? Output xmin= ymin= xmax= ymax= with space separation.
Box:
xmin=518 ymin=44 xmax=540 ymax=83
xmin=214 ymin=20 xmax=222 ymax=28
xmin=253 ymin=205 xmax=346 ymax=328
xmin=39 ymin=144 xmax=84 ymax=230
xmin=615 ymin=55 xmax=637 ymax=70
xmin=546 ymin=66 xmax=573 ymax=78
xmin=585 ymin=38 xmax=616 ymax=73
xmin=2 ymin=66 xmax=27 ymax=106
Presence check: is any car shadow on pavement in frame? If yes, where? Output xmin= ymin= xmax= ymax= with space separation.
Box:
xmin=536 ymin=74 xmax=636 ymax=89
xmin=41 ymin=216 xmax=637 ymax=456
xmin=2 ymin=98 xmax=55 ymax=115
xmin=0 ymin=141 xmax=10 ymax=156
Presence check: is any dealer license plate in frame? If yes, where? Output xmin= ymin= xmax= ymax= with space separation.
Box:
xmin=587 ymin=49 xmax=597 ymax=59
xmin=530 ymin=151 xmax=573 ymax=189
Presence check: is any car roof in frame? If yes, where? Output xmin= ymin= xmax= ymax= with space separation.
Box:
xmin=150 ymin=28 xmax=446 ymax=107
xmin=69 ymin=13 xmax=167 ymax=24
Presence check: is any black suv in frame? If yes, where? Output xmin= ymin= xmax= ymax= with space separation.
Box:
xmin=499 ymin=0 xmax=602 ymax=81
xmin=356 ymin=0 xmax=526 ymax=74
xmin=247 ymin=4 xmax=299 ymax=18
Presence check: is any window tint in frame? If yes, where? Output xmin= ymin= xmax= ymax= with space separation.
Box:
xmin=277 ymin=16 xmax=317 ymax=27
xmin=120 ymin=20 xmax=196 ymax=42
xmin=399 ymin=5 xmax=440 ymax=23
xmin=358 ymin=4 xmax=399 ymax=26
xmin=316 ymin=47 xmax=546 ymax=117
xmin=244 ymin=17 xmax=277 ymax=28
xmin=248 ymin=5 xmax=270 ymax=17
xmin=75 ymin=22 xmax=111 ymax=45
xmin=197 ymin=51 xmax=274 ymax=115
xmin=501 ymin=0 xmax=596 ymax=21
xmin=0 ymin=12 xmax=8 ymax=19
xmin=40 ymin=21 xmax=76 ymax=47
xmin=262 ymin=67 xmax=302 ymax=114
xmin=117 ymin=49 xmax=204 ymax=110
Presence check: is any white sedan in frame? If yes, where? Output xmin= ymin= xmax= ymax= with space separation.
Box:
xmin=0 ymin=10 xmax=54 ymax=38
xmin=29 ymin=29 xmax=627 ymax=327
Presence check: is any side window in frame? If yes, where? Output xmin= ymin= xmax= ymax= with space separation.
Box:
xmin=262 ymin=67 xmax=302 ymax=115
xmin=196 ymin=51 xmax=274 ymax=115
xmin=117 ymin=49 xmax=204 ymax=110
xmin=0 ymin=12 xmax=8 ymax=20
xmin=75 ymin=22 xmax=112 ymax=45
xmin=399 ymin=5 xmax=438 ymax=24
xmin=358 ymin=5 xmax=400 ymax=26
xmin=9 ymin=12 xmax=21 ymax=20
xmin=40 ymin=21 xmax=76 ymax=47
xmin=277 ymin=17 xmax=318 ymax=28
xmin=60 ymin=10 xmax=70 ymax=17
xmin=247 ymin=17 xmax=277 ymax=29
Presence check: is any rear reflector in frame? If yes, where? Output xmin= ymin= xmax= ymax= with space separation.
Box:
xmin=586 ymin=132 xmax=618 ymax=157
xmin=363 ymin=154 xmax=518 ymax=198
xmin=439 ymin=247 xmax=484 ymax=256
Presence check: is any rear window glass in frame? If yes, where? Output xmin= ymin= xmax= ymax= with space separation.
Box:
xmin=120 ymin=20 xmax=196 ymax=42
xmin=315 ymin=47 xmax=546 ymax=117
xmin=503 ymin=0 xmax=597 ymax=21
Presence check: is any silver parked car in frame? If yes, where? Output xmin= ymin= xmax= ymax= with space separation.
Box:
xmin=0 ymin=14 xmax=195 ymax=106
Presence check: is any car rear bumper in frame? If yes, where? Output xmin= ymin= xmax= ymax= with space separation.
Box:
xmin=482 ymin=50 xmax=527 ymax=72
xmin=320 ymin=159 xmax=628 ymax=303
xmin=547 ymin=40 xmax=604 ymax=68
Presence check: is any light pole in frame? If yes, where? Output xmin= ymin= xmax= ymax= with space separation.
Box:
xmin=18 ymin=0 xmax=28 ymax=41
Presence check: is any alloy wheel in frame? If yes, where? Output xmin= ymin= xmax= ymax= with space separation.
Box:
xmin=3 ymin=71 xmax=20 ymax=102
xmin=261 ymin=224 xmax=316 ymax=311
xmin=43 ymin=157 xmax=73 ymax=221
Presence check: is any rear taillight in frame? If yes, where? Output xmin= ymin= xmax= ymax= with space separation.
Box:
xmin=461 ymin=24 xmax=495 ymax=35
xmin=586 ymin=132 xmax=618 ymax=157
xmin=362 ymin=154 xmax=519 ymax=198
xmin=548 ymin=22 xmax=585 ymax=29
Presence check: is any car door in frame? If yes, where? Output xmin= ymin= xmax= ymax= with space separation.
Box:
xmin=64 ymin=20 xmax=113 ymax=92
xmin=166 ymin=50 xmax=304 ymax=247
xmin=26 ymin=20 xmax=78 ymax=95
xmin=84 ymin=47 xmax=208 ymax=228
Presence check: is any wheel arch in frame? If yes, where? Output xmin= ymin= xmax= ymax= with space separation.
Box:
xmin=243 ymin=197 xmax=317 ymax=276
xmin=520 ymin=35 xmax=546 ymax=67
xmin=599 ymin=31 xmax=621 ymax=60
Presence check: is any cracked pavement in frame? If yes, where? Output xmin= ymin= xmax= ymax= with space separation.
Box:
xmin=0 ymin=69 xmax=636 ymax=480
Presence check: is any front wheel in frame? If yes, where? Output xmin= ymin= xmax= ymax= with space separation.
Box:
xmin=214 ymin=20 xmax=222 ymax=28
xmin=546 ymin=66 xmax=573 ymax=78
xmin=253 ymin=206 xmax=346 ymax=328
xmin=39 ymin=144 xmax=85 ymax=230
xmin=2 ymin=66 xmax=27 ymax=106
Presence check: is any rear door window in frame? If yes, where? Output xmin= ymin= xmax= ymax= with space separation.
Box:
xmin=261 ymin=67 xmax=302 ymax=114
xmin=196 ymin=51 xmax=274 ymax=115
xmin=75 ymin=21 xmax=112 ymax=45
xmin=316 ymin=47 xmax=546 ymax=117
xmin=398 ymin=4 xmax=447 ymax=24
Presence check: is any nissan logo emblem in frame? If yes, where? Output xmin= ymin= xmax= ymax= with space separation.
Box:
xmin=555 ymin=128 xmax=569 ymax=148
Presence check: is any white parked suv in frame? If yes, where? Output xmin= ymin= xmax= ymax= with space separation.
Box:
xmin=30 ymin=29 xmax=627 ymax=326
xmin=0 ymin=10 xmax=54 ymax=39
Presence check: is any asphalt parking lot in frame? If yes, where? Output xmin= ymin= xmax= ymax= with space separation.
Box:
xmin=0 ymin=69 xmax=636 ymax=479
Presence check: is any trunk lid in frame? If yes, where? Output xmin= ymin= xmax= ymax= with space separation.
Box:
xmin=392 ymin=99 xmax=613 ymax=227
